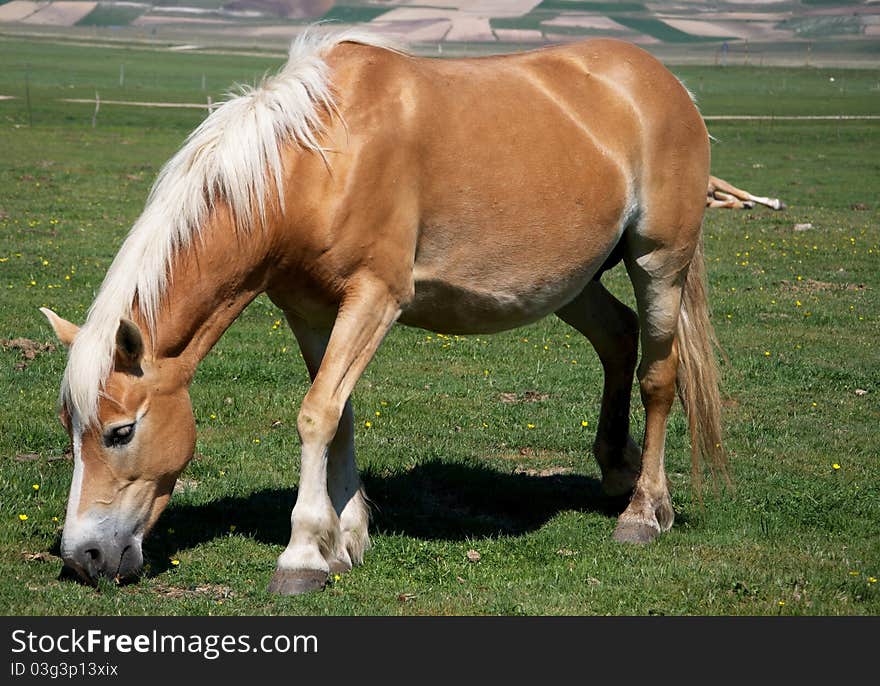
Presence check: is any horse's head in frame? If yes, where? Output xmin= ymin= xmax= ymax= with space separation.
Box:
xmin=42 ymin=308 xmax=196 ymax=585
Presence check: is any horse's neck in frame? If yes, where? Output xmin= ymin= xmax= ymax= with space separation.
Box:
xmin=144 ymin=210 xmax=272 ymax=377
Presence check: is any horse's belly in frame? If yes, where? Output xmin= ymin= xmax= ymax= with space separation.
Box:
xmin=400 ymin=255 xmax=603 ymax=334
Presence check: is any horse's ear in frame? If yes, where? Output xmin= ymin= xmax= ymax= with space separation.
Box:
xmin=115 ymin=318 xmax=144 ymax=374
xmin=40 ymin=308 xmax=79 ymax=347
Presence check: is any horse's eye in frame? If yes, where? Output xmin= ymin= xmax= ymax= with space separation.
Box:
xmin=104 ymin=423 xmax=136 ymax=448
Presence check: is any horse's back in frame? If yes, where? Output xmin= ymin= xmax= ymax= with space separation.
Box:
xmin=327 ymin=37 xmax=704 ymax=156
xmin=325 ymin=37 xmax=707 ymax=229
xmin=302 ymin=39 xmax=709 ymax=334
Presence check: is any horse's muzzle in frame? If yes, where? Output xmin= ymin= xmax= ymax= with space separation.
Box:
xmin=61 ymin=538 xmax=143 ymax=585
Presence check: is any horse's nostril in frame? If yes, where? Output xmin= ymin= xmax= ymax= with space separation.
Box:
xmin=65 ymin=539 xmax=142 ymax=583
xmin=63 ymin=542 xmax=106 ymax=583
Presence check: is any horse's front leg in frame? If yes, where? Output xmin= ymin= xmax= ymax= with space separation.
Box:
xmin=284 ymin=313 xmax=370 ymax=575
xmin=268 ymin=275 xmax=402 ymax=595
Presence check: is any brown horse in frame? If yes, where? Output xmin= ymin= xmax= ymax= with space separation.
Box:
xmin=42 ymin=31 xmax=725 ymax=595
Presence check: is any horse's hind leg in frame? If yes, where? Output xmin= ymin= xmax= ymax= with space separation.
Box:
xmin=614 ymin=238 xmax=693 ymax=544
xmin=556 ymin=280 xmax=641 ymax=497
xmin=285 ymin=314 xmax=370 ymax=575
xmin=268 ymin=275 xmax=401 ymax=595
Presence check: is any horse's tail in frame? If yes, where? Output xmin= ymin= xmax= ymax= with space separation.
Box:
xmin=676 ymin=234 xmax=728 ymax=492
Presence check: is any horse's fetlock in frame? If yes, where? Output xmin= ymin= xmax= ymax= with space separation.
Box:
xmin=277 ymin=544 xmax=329 ymax=574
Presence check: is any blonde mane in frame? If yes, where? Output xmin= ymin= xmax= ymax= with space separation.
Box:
xmin=62 ymin=29 xmax=397 ymax=426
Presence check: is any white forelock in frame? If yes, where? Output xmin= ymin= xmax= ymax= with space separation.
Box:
xmin=61 ymin=28 xmax=398 ymax=426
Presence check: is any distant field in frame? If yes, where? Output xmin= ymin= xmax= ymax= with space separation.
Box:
xmin=0 ymin=37 xmax=878 ymax=615
xmin=149 ymin=0 xmax=229 ymax=9
xmin=0 ymin=0 xmax=877 ymax=65
xmin=611 ymin=15 xmax=734 ymax=43
xmin=322 ymin=5 xmax=390 ymax=24
xmin=76 ymin=5 xmax=146 ymax=27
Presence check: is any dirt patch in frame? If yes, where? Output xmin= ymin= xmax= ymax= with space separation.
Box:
xmin=21 ymin=1 xmax=97 ymax=26
xmin=23 ymin=551 xmax=60 ymax=563
xmin=513 ymin=466 xmax=573 ymax=477
xmin=153 ymin=583 xmax=234 ymax=600
xmin=779 ymin=279 xmax=867 ymax=293
xmin=2 ymin=338 xmax=56 ymax=370
xmin=447 ymin=16 xmax=494 ymax=42
xmin=497 ymin=447 xmax=569 ymax=459
xmin=173 ymin=478 xmax=200 ymax=495
xmin=14 ymin=449 xmax=71 ymax=463
xmin=498 ymin=390 xmax=550 ymax=403
xmin=0 ymin=1 xmax=45 ymax=23
xmin=368 ymin=16 xmax=452 ymax=42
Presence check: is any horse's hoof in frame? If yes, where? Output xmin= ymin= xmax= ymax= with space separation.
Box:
xmin=612 ymin=520 xmax=660 ymax=545
xmin=329 ymin=557 xmax=352 ymax=575
xmin=267 ymin=568 xmax=328 ymax=595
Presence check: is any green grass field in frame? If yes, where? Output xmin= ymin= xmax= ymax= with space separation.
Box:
xmin=0 ymin=36 xmax=878 ymax=615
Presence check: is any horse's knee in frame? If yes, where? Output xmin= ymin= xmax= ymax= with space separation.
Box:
xmin=298 ymin=395 xmax=342 ymax=446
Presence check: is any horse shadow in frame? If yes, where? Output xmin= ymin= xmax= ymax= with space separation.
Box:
xmin=53 ymin=460 xmax=630 ymax=581
xmin=138 ymin=460 xmax=627 ymax=577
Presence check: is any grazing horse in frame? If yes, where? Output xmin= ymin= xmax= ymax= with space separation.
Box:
xmin=42 ymin=31 xmax=725 ymax=595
